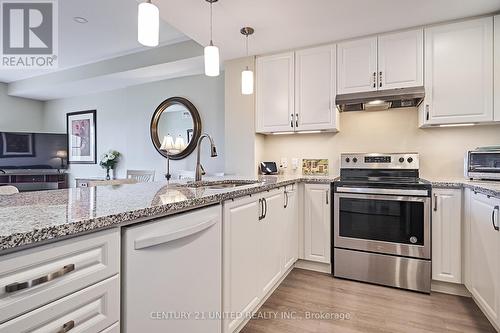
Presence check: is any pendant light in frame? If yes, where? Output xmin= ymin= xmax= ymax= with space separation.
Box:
xmin=204 ymin=0 xmax=220 ymax=77
xmin=240 ymin=27 xmax=255 ymax=95
xmin=138 ymin=0 xmax=159 ymax=47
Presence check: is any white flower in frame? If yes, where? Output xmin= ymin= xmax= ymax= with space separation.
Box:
xmin=102 ymin=156 xmax=109 ymax=163
xmin=108 ymin=154 xmax=115 ymax=160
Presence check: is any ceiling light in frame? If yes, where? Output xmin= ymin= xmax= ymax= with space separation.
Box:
xmin=204 ymin=0 xmax=220 ymax=77
xmin=240 ymin=27 xmax=255 ymax=95
xmin=73 ymin=16 xmax=88 ymax=24
xmin=138 ymin=0 xmax=159 ymax=47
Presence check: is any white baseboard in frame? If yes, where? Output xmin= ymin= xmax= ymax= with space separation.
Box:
xmin=431 ymin=280 xmax=471 ymax=297
xmin=294 ymin=259 xmax=331 ymax=273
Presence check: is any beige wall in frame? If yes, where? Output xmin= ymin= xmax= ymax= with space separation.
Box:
xmin=224 ymin=56 xmax=261 ymax=177
xmin=262 ymin=108 xmax=500 ymax=180
xmin=0 ymin=83 xmax=45 ymax=132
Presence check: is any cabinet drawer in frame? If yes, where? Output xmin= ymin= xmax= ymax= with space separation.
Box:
xmin=101 ymin=322 xmax=119 ymax=333
xmin=0 ymin=228 xmax=120 ymax=323
xmin=0 ymin=275 xmax=119 ymax=333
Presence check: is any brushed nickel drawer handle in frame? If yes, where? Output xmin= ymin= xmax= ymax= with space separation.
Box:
xmin=57 ymin=320 xmax=75 ymax=333
xmin=5 ymin=264 xmax=75 ymax=293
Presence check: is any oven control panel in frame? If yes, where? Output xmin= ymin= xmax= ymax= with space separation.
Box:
xmin=341 ymin=153 xmax=419 ymax=169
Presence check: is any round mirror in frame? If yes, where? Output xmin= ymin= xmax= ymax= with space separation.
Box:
xmin=150 ymin=97 xmax=202 ymax=160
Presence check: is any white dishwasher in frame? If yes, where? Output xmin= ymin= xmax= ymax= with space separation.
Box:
xmin=122 ymin=205 xmax=222 ymax=333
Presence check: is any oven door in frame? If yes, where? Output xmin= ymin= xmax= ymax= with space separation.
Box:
xmin=334 ymin=190 xmax=430 ymax=259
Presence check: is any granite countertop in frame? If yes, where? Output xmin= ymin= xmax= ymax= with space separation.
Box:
xmin=431 ymin=179 xmax=500 ymax=198
xmin=0 ymin=174 xmax=335 ymax=253
xmin=1 ymin=173 xmax=498 ymax=254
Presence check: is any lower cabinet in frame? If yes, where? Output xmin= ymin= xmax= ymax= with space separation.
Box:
xmin=431 ymin=188 xmax=462 ymax=283
xmin=304 ymin=184 xmax=331 ymax=263
xmin=223 ymin=185 xmax=298 ymax=333
xmin=468 ymin=190 xmax=500 ymax=329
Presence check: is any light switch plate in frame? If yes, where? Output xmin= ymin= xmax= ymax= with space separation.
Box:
xmin=291 ymin=158 xmax=299 ymax=170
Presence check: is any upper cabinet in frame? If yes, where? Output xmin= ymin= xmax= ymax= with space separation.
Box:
xmin=495 ymin=15 xmax=500 ymax=122
xmin=378 ymin=29 xmax=423 ymax=90
xmin=256 ymin=47 xmax=339 ymax=134
xmin=337 ymin=37 xmax=378 ymax=94
xmin=256 ymin=52 xmax=295 ymax=133
xmin=337 ymin=29 xmax=423 ymax=94
xmin=420 ymin=17 xmax=494 ymax=126
xmin=295 ymin=45 xmax=338 ymax=131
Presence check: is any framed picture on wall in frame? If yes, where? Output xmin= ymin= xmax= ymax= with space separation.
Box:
xmin=0 ymin=132 xmax=35 ymax=157
xmin=66 ymin=110 xmax=97 ymax=164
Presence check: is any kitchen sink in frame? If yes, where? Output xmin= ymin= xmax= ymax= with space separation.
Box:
xmin=174 ymin=180 xmax=260 ymax=190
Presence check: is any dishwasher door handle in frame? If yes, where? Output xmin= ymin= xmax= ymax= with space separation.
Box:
xmin=134 ymin=216 xmax=219 ymax=250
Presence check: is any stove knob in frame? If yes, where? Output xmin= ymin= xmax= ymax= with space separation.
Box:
xmin=345 ymin=157 xmax=350 ymax=163
xmin=352 ymin=157 xmax=358 ymax=163
xmin=407 ymin=157 xmax=413 ymax=163
xmin=399 ymin=157 xmax=405 ymax=163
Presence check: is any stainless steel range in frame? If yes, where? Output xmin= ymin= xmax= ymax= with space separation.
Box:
xmin=332 ymin=153 xmax=432 ymax=293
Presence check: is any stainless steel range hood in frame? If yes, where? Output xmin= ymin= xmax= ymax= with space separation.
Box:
xmin=336 ymin=86 xmax=425 ymax=112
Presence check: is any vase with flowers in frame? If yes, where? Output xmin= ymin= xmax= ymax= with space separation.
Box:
xmin=100 ymin=150 xmax=121 ymax=180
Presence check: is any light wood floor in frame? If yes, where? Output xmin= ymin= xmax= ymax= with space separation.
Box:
xmin=241 ymin=269 xmax=496 ymax=333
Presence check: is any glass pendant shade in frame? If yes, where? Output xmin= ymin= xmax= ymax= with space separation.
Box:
xmin=241 ymin=68 xmax=254 ymax=95
xmin=204 ymin=44 xmax=220 ymax=77
xmin=138 ymin=1 xmax=159 ymax=47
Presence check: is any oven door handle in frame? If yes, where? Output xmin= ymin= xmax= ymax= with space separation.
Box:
xmin=335 ymin=186 xmax=429 ymax=197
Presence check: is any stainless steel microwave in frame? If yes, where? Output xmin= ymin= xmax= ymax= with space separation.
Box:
xmin=466 ymin=147 xmax=500 ymax=180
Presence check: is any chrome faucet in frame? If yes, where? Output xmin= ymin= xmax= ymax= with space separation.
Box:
xmin=195 ymin=133 xmax=218 ymax=182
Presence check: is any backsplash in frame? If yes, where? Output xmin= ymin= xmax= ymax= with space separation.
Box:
xmin=262 ymin=108 xmax=500 ymax=180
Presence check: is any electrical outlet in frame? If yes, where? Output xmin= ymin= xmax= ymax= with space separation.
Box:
xmin=291 ymin=158 xmax=299 ymax=170
xmin=280 ymin=157 xmax=288 ymax=168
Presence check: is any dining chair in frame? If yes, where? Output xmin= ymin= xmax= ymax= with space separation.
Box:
xmin=126 ymin=170 xmax=155 ymax=183
xmin=0 ymin=185 xmax=19 ymax=195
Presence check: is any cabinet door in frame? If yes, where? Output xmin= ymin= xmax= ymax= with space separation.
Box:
xmin=223 ymin=196 xmax=260 ymax=333
xmin=337 ymin=37 xmax=377 ymax=94
xmin=378 ymin=29 xmax=423 ymax=90
xmin=304 ymin=184 xmax=331 ymax=263
xmin=259 ymin=190 xmax=284 ymax=298
xmin=423 ymin=17 xmax=493 ymax=125
xmin=256 ymin=52 xmax=295 ymax=133
xmin=283 ymin=186 xmax=298 ymax=271
xmin=431 ymin=188 xmax=462 ymax=283
xmin=494 ymin=15 xmax=500 ymax=121
xmin=295 ymin=45 xmax=338 ymax=131
xmin=469 ymin=191 xmax=499 ymax=326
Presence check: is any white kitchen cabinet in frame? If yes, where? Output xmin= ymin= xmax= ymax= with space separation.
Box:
xmin=421 ymin=17 xmax=494 ymax=126
xmin=494 ymin=15 xmax=500 ymax=121
xmin=337 ymin=37 xmax=378 ymax=94
xmin=431 ymin=188 xmax=462 ymax=284
xmin=295 ymin=45 xmax=338 ymax=131
xmin=377 ymin=29 xmax=423 ymax=90
xmin=469 ymin=191 xmax=500 ymax=328
xmin=256 ymin=52 xmax=295 ymax=133
xmin=304 ymin=184 xmax=331 ymax=263
xmin=0 ymin=228 xmax=120 ymax=324
xmin=223 ymin=195 xmax=262 ymax=333
xmin=0 ymin=275 xmax=119 ymax=333
xmin=283 ymin=185 xmax=298 ymax=271
xmin=259 ymin=189 xmax=285 ymax=298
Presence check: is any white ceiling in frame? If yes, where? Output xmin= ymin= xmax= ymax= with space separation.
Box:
xmin=155 ymin=0 xmax=500 ymax=60
xmin=0 ymin=0 xmax=188 ymax=83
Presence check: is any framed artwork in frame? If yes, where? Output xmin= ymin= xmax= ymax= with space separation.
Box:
xmin=0 ymin=132 xmax=35 ymax=157
xmin=187 ymin=129 xmax=194 ymax=143
xmin=66 ymin=110 xmax=97 ymax=164
xmin=302 ymin=159 xmax=329 ymax=176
